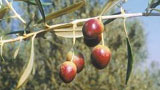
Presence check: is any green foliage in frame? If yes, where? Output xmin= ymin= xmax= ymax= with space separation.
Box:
xmin=0 ymin=0 xmax=158 ymax=90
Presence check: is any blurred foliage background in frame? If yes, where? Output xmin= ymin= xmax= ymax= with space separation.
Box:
xmin=0 ymin=0 xmax=160 ymax=90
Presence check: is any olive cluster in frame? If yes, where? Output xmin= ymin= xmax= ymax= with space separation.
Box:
xmin=59 ymin=19 xmax=111 ymax=83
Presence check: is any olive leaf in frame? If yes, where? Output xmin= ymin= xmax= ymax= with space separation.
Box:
xmin=151 ymin=8 xmax=160 ymax=13
xmin=147 ymin=0 xmax=160 ymax=13
xmin=54 ymin=26 xmax=83 ymax=38
xmin=53 ymin=23 xmax=73 ymax=29
xmin=51 ymin=22 xmax=83 ymax=29
xmin=0 ymin=7 xmax=9 ymax=19
xmin=38 ymin=0 xmax=85 ymax=23
xmin=14 ymin=0 xmax=52 ymax=6
xmin=103 ymin=11 xmax=121 ymax=25
xmin=100 ymin=0 xmax=121 ymax=15
xmin=35 ymin=0 xmax=45 ymax=23
xmin=14 ymin=38 xmax=22 ymax=59
xmin=6 ymin=30 xmax=31 ymax=36
xmin=16 ymin=35 xmax=36 ymax=88
xmin=6 ymin=20 xmax=32 ymax=36
xmin=148 ymin=0 xmax=155 ymax=7
xmin=121 ymin=11 xmax=134 ymax=85
xmin=148 ymin=0 xmax=160 ymax=8
xmin=125 ymin=37 xmax=133 ymax=85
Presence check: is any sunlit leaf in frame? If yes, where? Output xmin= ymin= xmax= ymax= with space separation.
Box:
xmin=38 ymin=0 xmax=85 ymax=23
xmin=100 ymin=0 xmax=121 ymax=15
xmin=125 ymin=37 xmax=133 ymax=85
xmin=54 ymin=26 xmax=83 ymax=38
xmin=14 ymin=0 xmax=52 ymax=6
xmin=35 ymin=0 xmax=45 ymax=23
xmin=0 ymin=7 xmax=9 ymax=19
xmin=16 ymin=35 xmax=36 ymax=88
xmin=14 ymin=38 xmax=22 ymax=59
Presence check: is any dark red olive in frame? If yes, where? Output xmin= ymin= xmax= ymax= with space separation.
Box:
xmin=82 ymin=19 xmax=104 ymax=38
xmin=59 ymin=61 xmax=77 ymax=83
xmin=84 ymin=34 xmax=102 ymax=47
xmin=91 ymin=45 xmax=111 ymax=69
xmin=66 ymin=51 xmax=85 ymax=73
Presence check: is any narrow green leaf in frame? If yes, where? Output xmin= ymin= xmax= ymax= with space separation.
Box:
xmin=146 ymin=0 xmax=160 ymax=13
xmin=14 ymin=0 xmax=52 ymax=6
xmin=103 ymin=12 xmax=121 ymax=25
xmin=16 ymin=35 xmax=36 ymax=88
xmin=35 ymin=0 xmax=45 ymax=23
xmin=54 ymin=26 xmax=83 ymax=38
xmin=150 ymin=0 xmax=160 ymax=8
xmin=125 ymin=37 xmax=133 ymax=85
xmin=148 ymin=0 xmax=155 ymax=7
xmin=122 ymin=13 xmax=133 ymax=85
xmin=100 ymin=0 xmax=121 ymax=15
xmin=0 ymin=7 xmax=9 ymax=19
xmin=6 ymin=30 xmax=30 ymax=36
xmin=15 ymin=0 xmax=36 ymax=5
xmin=38 ymin=0 xmax=85 ymax=23
xmin=24 ymin=20 xmax=33 ymax=34
xmin=53 ymin=23 xmax=84 ymax=29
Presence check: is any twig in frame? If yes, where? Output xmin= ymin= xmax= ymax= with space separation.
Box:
xmin=5 ymin=0 xmax=26 ymax=24
xmin=0 ymin=12 xmax=160 ymax=44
